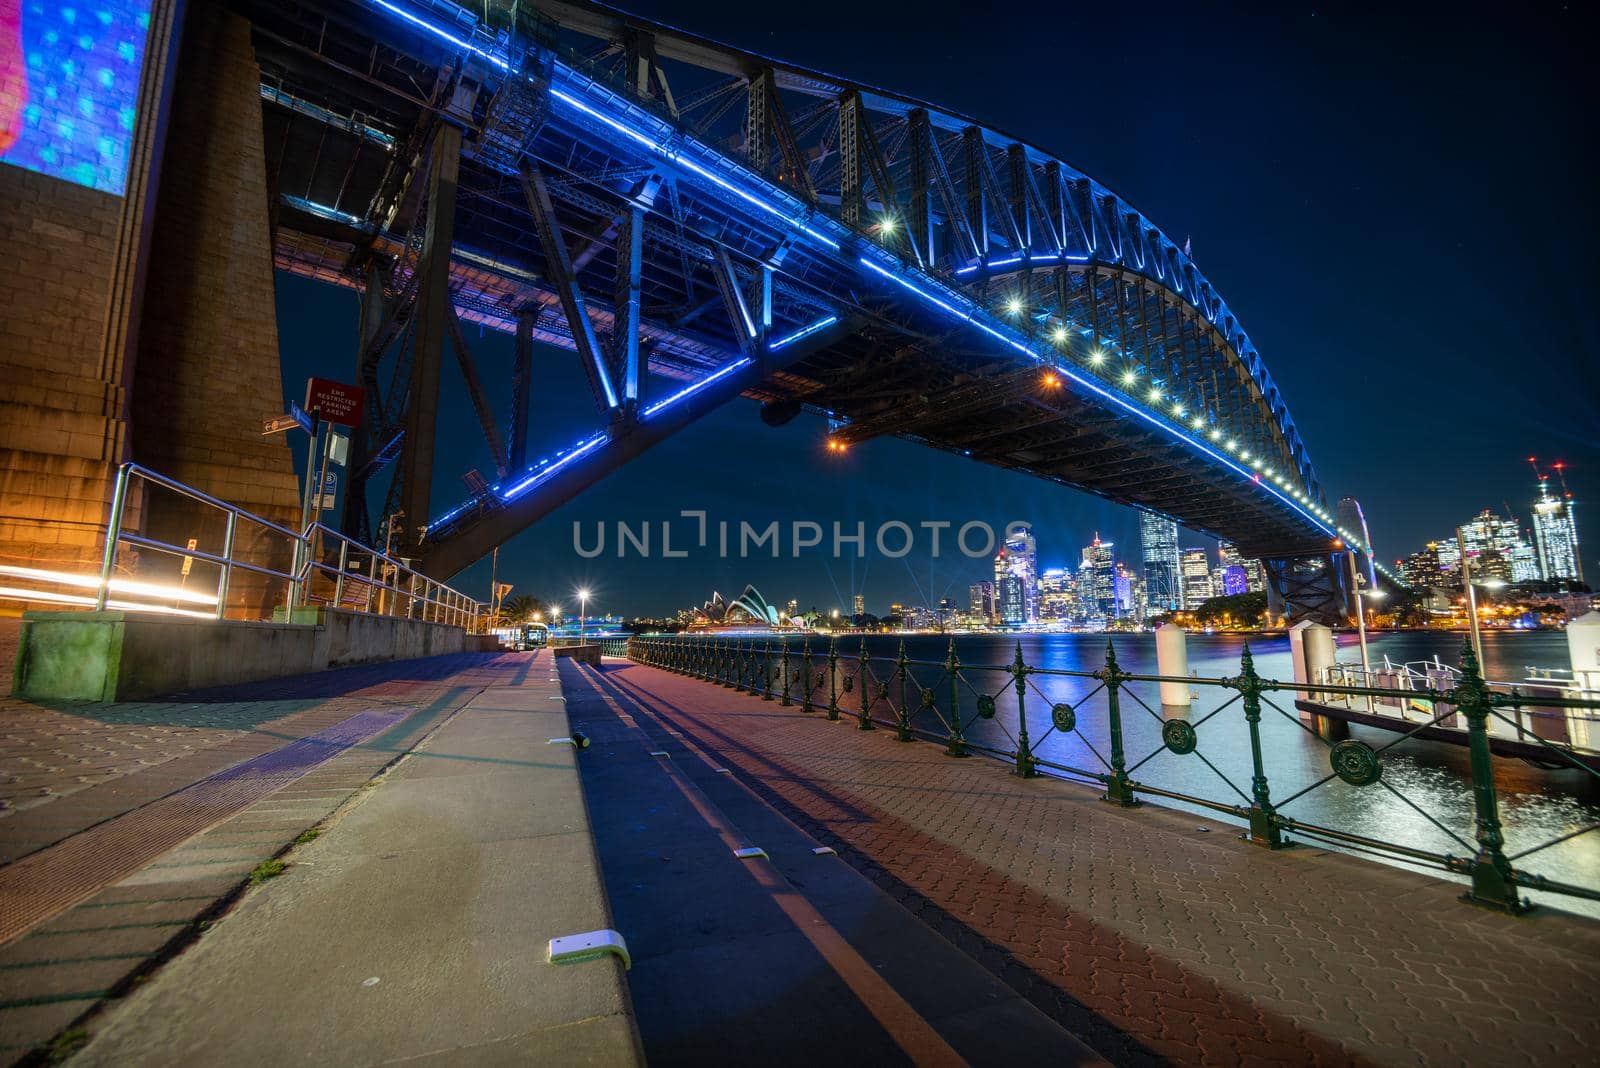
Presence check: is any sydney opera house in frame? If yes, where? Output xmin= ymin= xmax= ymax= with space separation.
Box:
xmin=685 ymin=586 xmax=798 ymax=630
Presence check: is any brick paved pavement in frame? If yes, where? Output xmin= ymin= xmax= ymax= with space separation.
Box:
xmin=594 ymin=661 xmax=1600 ymax=1067
xmin=0 ymin=651 xmax=535 ymax=1064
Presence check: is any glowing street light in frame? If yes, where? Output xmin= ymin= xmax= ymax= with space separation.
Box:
xmin=577 ymin=588 xmax=590 ymax=643
xmin=1051 ymin=325 xmax=1069 ymax=343
xmin=1004 ymin=296 xmax=1023 ymax=316
xmin=1089 ymin=349 xmax=1105 ymax=365
xmin=1121 ymin=369 xmax=1137 ymax=386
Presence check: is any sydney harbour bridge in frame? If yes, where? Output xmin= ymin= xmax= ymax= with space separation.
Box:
xmin=247 ymin=0 xmax=1374 ymax=621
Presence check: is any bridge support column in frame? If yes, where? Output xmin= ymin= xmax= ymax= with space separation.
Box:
xmin=398 ymin=123 xmax=461 ymax=550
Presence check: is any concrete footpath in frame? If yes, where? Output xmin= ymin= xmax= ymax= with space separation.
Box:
xmin=589 ymin=659 xmax=1600 ymax=1067
xmin=1 ymin=652 xmax=517 ymax=1063
xmin=71 ymin=651 xmax=642 ymax=1065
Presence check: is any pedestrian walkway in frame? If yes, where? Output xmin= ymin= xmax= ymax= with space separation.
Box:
xmin=587 ymin=659 xmax=1600 ymax=1066
xmin=0 ymin=651 xmax=532 ymax=1064
xmin=559 ymin=657 xmax=1098 ymax=1066
xmin=72 ymin=650 xmax=643 ymax=1066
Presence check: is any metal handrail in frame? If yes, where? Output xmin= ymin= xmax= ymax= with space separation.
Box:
xmin=83 ymin=462 xmax=485 ymax=629
xmin=627 ymin=633 xmax=1600 ymax=913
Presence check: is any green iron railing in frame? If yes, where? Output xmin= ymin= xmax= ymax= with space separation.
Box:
xmin=625 ymin=632 xmax=1600 ymax=914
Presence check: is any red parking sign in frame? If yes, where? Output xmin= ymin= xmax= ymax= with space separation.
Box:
xmin=305 ymin=377 xmax=366 ymax=427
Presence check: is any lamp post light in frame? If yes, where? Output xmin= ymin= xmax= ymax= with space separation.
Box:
xmin=577 ymin=588 xmax=590 ymax=644
xmin=1457 ymin=527 xmax=1507 ymax=670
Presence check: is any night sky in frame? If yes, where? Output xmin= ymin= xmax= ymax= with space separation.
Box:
xmin=276 ymin=1 xmax=1596 ymax=617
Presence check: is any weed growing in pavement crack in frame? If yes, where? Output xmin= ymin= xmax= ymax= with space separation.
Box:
xmin=249 ymin=859 xmax=286 ymax=885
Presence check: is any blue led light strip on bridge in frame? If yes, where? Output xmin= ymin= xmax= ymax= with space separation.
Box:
xmin=856 ymin=256 xmax=1342 ymax=544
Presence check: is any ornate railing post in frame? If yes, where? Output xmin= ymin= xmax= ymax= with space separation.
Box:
xmin=800 ymin=635 xmax=814 ymax=714
xmin=734 ymin=641 xmax=747 ymax=692
xmin=761 ymin=641 xmax=775 ymax=700
xmin=720 ymin=639 xmax=733 ymax=686
xmin=1101 ymin=641 xmax=1138 ymax=806
xmin=945 ymin=638 xmax=968 ymax=757
xmin=1456 ymin=645 xmax=1526 ymax=912
xmin=827 ymin=637 xmax=841 ymax=721
xmin=779 ymin=635 xmax=793 ymax=705
xmin=1239 ymin=644 xmax=1285 ymax=848
xmin=858 ymin=636 xmax=875 ymax=729
xmin=895 ymin=640 xmax=913 ymax=741
xmin=1013 ymin=641 xmax=1037 ymax=778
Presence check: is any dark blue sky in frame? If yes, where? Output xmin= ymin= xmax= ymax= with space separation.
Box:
xmin=278 ymin=1 xmax=1596 ymax=617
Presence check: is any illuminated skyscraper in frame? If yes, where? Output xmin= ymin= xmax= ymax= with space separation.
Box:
xmin=1180 ymin=547 xmax=1213 ymax=608
xmin=994 ymin=529 xmax=1039 ymax=624
xmin=968 ymin=581 xmax=994 ymax=623
xmin=853 ymin=593 xmax=865 ymax=616
xmin=1216 ymin=541 xmax=1265 ymax=595
xmin=1532 ymin=479 xmax=1582 ymax=582
xmin=1400 ymin=544 xmax=1447 ymax=588
xmin=1079 ymin=534 xmax=1115 ymax=620
xmin=1139 ymin=512 xmax=1182 ymax=613
xmin=1458 ymin=508 xmax=1540 ymax=584
xmin=1039 ymin=567 xmax=1075 ymax=622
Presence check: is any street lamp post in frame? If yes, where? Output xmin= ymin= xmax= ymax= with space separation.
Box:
xmin=1457 ymin=527 xmax=1507 ymax=671
xmin=1344 ymin=548 xmax=1387 ymax=711
xmin=578 ymin=588 xmax=590 ymax=644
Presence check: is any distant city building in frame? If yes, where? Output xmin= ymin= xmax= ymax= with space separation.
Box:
xmin=994 ymin=529 xmax=1039 ymax=624
xmin=1139 ymin=513 xmax=1182 ymax=614
xmin=937 ymin=597 xmax=953 ymax=627
xmin=785 ymin=598 xmax=799 ymax=620
xmin=1216 ymin=541 xmax=1266 ymax=594
xmin=1039 ymin=567 xmax=1075 ymax=622
xmin=1400 ymin=543 xmax=1448 ymax=588
xmin=1458 ymin=508 xmax=1540 ymax=585
xmin=969 ymin=581 xmax=995 ymax=623
xmin=997 ymin=574 xmax=1025 ymax=626
xmin=1114 ymin=562 xmax=1146 ymax=621
xmin=1079 ymin=535 xmax=1116 ymax=620
xmin=1180 ymin=547 xmax=1213 ymax=608
xmin=853 ymin=593 xmax=865 ymax=616
xmin=1532 ymin=479 xmax=1583 ymax=582
xmin=1220 ymin=565 xmax=1249 ymax=596
xmin=1435 ymin=537 xmax=1461 ymax=577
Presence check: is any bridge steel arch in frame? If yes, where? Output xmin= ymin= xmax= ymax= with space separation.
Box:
xmin=242 ymin=0 xmax=1371 ymax=621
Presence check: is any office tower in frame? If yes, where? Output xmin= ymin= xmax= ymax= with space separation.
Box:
xmin=1458 ymin=508 xmax=1540 ymax=584
xmin=968 ymin=581 xmax=995 ymax=623
xmin=1216 ymin=540 xmax=1266 ymax=594
xmin=994 ymin=529 xmax=1039 ymax=624
xmin=1139 ymin=512 xmax=1182 ymax=613
xmin=1039 ymin=567 xmax=1074 ymax=622
xmin=1079 ymin=534 xmax=1116 ymax=619
xmin=853 ymin=593 xmax=865 ymax=616
xmin=1180 ymin=547 xmax=1213 ymax=608
xmin=1401 ymin=544 xmax=1447 ymax=588
xmin=1532 ymin=480 xmax=1582 ymax=582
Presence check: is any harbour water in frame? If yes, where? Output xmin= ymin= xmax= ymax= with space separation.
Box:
xmin=811 ymin=629 xmax=1598 ymax=916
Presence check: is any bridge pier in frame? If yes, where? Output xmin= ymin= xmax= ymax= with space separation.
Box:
xmin=1263 ymin=551 xmax=1356 ymax=628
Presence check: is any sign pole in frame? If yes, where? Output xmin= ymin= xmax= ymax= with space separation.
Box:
xmin=292 ymin=410 xmax=322 ymax=609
